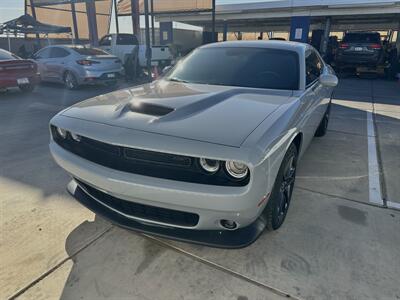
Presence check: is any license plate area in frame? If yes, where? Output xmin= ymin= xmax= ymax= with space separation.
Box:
xmin=354 ymin=47 xmax=363 ymax=51
xmin=17 ymin=78 xmax=29 ymax=85
xmin=107 ymin=73 xmax=116 ymax=78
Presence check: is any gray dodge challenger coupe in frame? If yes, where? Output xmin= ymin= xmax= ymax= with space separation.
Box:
xmin=49 ymin=41 xmax=338 ymax=248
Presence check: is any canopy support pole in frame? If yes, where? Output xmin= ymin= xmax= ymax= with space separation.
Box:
xmin=223 ymin=21 xmax=228 ymax=41
xmin=29 ymin=0 xmax=40 ymax=48
xmin=86 ymin=0 xmax=99 ymax=46
xmin=150 ymin=0 xmax=155 ymax=46
xmin=114 ymin=0 xmax=119 ymax=34
xmin=6 ymin=31 xmax=11 ymax=52
xmin=131 ymin=0 xmax=140 ymax=40
xmin=144 ymin=0 xmax=152 ymax=80
xmin=71 ymin=2 xmax=80 ymax=43
xmin=211 ymin=0 xmax=216 ymax=42
xmin=320 ymin=16 xmax=331 ymax=57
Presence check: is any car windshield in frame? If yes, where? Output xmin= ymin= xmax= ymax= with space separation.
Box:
xmin=166 ymin=47 xmax=299 ymax=90
xmin=71 ymin=47 xmax=109 ymax=56
xmin=343 ymin=33 xmax=381 ymax=43
xmin=0 ymin=49 xmax=20 ymax=60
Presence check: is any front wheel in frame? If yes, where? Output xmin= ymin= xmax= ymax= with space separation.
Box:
xmin=64 ymin=71 xmax=79 ymax=90
xmin=315 ymin=102 xmax=331 ymax=137
xmin=264 ymin=143 xmax=298 ymax=231
xmin=19 ymin=84 xmax=35 ymax=93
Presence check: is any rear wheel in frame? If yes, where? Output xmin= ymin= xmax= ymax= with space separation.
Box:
xmin=64 ymin=71 xmax=79 ymax=90
xmin=19 ymin=84 xmax=35 ymax=93
xmin=265 ymin=143 xmax=298 ymax=231
xmin=315 ymin=102 xmax=331 ymax=137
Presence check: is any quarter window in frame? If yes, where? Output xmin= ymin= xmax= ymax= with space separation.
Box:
xmin=305 ymin=51 xmax=323 ymax=86
xmin=49 ymin=47 xmax=70 ymax=58
xmin=34 ymin=48 xmax=51 ymax=59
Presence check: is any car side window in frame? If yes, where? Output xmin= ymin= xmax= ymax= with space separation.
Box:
xmin=99 ymin=35 xmax=112 ymax=46
xmin=35 ymin=48 xmax=51 ymax=59
xmin=305 ymin=51 xmax=323 ymax=86
xmin=49 ymin=47 xmax=70 ymax=59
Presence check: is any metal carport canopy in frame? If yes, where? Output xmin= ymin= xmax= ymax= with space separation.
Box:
xmin=156 ymin=0 xmax=400 ymax=32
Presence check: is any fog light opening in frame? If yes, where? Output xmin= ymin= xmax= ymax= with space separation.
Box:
xmin=220 ymin=219 xmax=238 ymax=230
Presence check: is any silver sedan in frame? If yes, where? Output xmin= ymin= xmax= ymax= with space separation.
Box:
xmin=34 ymin=45 xmax=124 ymax=89
xmin=49 ymin=41 xmax=338 ymax=248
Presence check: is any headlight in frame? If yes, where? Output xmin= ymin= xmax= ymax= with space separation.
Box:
xmin=225 ymin=161 xmax=249 ymax=179
xmin=199 ymin=158 xmax=220 ymax=174
xmin=56 ymin=127 xmax=68 ymax=139
xmin=70 ymin=132 xmax=81 ymax=142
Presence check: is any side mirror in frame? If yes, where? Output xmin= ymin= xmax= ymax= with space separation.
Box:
xmin=319 ymin=74 xmax=338 ymax=87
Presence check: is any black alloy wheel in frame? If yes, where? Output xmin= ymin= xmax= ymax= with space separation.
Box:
xmin=265 ymin=143 xmax=298 ymax=231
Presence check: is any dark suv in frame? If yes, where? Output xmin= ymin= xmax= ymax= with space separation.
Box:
xmin=336 ymin=32 xmax=384 ymax=68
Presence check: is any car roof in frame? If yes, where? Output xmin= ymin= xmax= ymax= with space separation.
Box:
xmin=200 ymin=40 xmax=308 ymax=52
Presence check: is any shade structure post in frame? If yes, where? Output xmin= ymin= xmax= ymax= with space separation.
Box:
xmin=71 ymin=2 xmax=79 ymax=43
xmin=131 ymin=0 xmax=140 ymax=40
xmin=86 ymin=0 xmax=99 ymax=46
xmin=144 ymin=0 xmax=152 ymax=80
xmin=29 ymin=0 xmax=40 ymax=47
xmin=114 ymin=0 xmax=120 ymax=34
xmin=320 ymin=16 xmax=331 ymax=57
xmin=211 ymin=0 xmax=216 ymax=42
xmin=7 ymin=31 xmax=11 ymax=52
xmin=223 ymin=21 xmax=228 ymax=41
xmin=150 ymin=0 xmax=155 ymax=45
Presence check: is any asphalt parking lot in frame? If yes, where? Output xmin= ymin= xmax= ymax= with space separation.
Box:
xmin=1 ymin=79 xmax=399 ymax=300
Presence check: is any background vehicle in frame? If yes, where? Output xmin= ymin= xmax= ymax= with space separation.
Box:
xmin=336 ymin=31 xmax=384 ymax=68
xmin=98 ymin=33 xmax=173 ymax=69
xmin=0 ymin=48 xmax=39 ymax=93
xmin=33 ymin=45 xmax=124 ymax=90
xmin=49 ymin=41 xmax=338 ymax=248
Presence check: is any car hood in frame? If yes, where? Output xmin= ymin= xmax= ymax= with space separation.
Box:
xmin=61 ymin=80 xmax=293 ymax=147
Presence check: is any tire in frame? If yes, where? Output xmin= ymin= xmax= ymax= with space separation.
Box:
xmin=64 ymin=71 xmax=79 ymax=90
xmin=19 ymin=84 xmax=35 ymax=93
xmin=314 ymin=102 xmax=331 ymax=137
xmin=264 ymin=143 xmax=298 ymax=231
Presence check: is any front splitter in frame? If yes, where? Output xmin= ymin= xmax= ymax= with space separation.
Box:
xmin=67 ymin=180 xmax=267 ymax=249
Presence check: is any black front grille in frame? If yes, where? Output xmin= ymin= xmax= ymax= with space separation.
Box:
xmin=76 ymin=179 xmax=199 ymax=227
xmin=51 ymin=126 xmax=249 ymax=186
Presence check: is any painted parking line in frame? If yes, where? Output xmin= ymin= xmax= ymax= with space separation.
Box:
xmin=366 ymin=111 xmax=384 ymax=206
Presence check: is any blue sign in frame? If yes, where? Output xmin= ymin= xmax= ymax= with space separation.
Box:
xmin=290 ymin=16 xmax=310 ymax=43
xmin=160 ymin=22 xmax=173 ymax=45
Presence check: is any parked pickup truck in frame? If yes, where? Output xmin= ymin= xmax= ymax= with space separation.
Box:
xmin=98 ymin=33 xmax=173 ymax=68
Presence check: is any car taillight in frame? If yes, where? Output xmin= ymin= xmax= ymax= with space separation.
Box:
xmin=339 ymin=43 xmax=349 ymax=49
xmin=76 ymin=59 xmax=100 ymax=66
xmin=368 ymin=44 xmax=382 ymax=50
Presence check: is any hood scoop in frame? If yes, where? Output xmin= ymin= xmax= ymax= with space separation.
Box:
xmin=129 ymin=102 xmax=174 ymax=117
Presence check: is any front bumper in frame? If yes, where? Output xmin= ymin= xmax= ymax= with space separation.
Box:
xmin=50 ymin=140 xmax=270 ymax=230
xmin=68 ymin=179 xmax=268 ymax=248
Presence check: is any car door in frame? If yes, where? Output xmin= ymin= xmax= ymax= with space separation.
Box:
xmin=33 ymin=48 xmax=52 ymax=80
xmin=45 ymin=47 xmax=71 ymax=81
xmin=300 ymin=49 xmax=325 ymax=148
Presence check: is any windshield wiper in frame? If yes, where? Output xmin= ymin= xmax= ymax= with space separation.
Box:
xmin=168 ymin=77 xmax=189 ymax=83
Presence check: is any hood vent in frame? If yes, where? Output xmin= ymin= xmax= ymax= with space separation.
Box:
xmin=130 ymin=102 xmax=174 ymax=117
